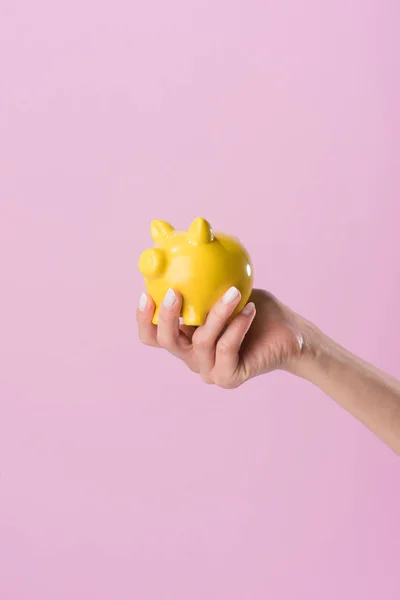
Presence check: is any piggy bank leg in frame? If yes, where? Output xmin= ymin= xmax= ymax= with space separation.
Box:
xmin=182 ymin=304 xmax=207 ymax=327
xmin=152 ymin=306 xmax=160 ymax=325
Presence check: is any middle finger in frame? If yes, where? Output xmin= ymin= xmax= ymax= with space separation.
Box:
xmin=192 ymin=286 xmax=241 ymax=379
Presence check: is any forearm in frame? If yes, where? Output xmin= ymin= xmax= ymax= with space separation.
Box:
xmin=296 ymin=326 xmax=400 ymax=455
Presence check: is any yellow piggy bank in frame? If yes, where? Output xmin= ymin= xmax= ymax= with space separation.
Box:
xmin=138 ymin=217 xmax=254 ymax=326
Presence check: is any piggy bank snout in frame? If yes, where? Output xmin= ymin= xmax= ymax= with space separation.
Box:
xmin=138 ymin=248 xmax=165 ymax=278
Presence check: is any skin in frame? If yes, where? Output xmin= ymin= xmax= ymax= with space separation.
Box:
xmin=137 ymin=287 xmax=400 ymax=455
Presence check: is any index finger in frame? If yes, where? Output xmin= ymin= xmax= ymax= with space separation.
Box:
xmin=137 ymin=292 xmax=159 ymax=347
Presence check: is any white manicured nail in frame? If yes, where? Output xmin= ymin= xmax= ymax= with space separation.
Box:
xmin=139 ymin=292 xmax=148 ymax=311
xmin=163 ymin=288 xmax=176 ymax=308
xmin=222 ymin=286 xmax=240 ymax=304
xmin=242 ymin=302 xmax=255 ymax=316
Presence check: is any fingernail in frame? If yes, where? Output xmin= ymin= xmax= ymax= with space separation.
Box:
xmin=139 ymin=292 xmax=148 ymax=311
xmin=242 ymin=302 xmax=255 ymax=316
xmin=163 ymin=288 xmax=176 ymax=308
xmin=222 ymin=286 xmax=240 ymax=304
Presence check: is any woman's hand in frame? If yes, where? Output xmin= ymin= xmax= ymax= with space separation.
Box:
xmin=137 ymin=286 xmax=400 ymax=452
xmin=137 ymin=287 xmax=308 ymax=388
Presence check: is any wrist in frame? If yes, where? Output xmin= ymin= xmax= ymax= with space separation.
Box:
xmin=288 ymin=318 xmax=339 ymax=383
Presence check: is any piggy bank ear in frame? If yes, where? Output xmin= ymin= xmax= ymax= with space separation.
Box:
xmin=150 ymin=220 xmax=174 ymax=242
xmin=187 ymin=217 xmax=214 ymax=245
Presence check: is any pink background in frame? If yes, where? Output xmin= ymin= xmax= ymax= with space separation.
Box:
xmin=1 ymin=1 xmax=400 ymax=598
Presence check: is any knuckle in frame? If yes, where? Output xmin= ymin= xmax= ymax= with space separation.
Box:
xmin=138 ymin=327 xmax=151 ymax=344
xmin=214 ymin=374 xmax=236 ymax=389
xmin=216 ymin=340 xmax=232 ymax=356
xmin=213 ymin=301 xmax=231 ymax=317
xmin=139 ymin=334 xmax=155 ymax=347
xmin=156 ymin=331 xmax=173 ymax=349
xmin=210 ymin=311 xmax=229 ymax=329
xmin=201 ymin=374 xmax=214 ymax=385
xmin=193 ymin=334 xmax=210 ymax=352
